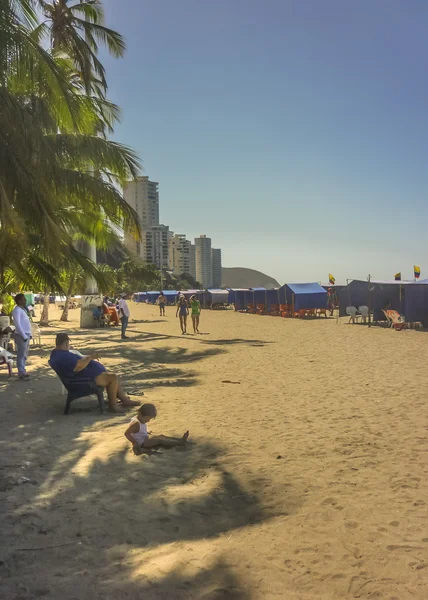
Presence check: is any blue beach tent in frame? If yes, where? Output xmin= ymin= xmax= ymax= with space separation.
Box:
xmin=281 ymin=283 xmax=327 ymax=311
xmin=233 ymin=289 xmax=250 ymax=311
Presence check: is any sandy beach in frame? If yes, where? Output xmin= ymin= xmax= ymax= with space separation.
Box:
xmin=1 ymin=304 xmax=427 ymax=600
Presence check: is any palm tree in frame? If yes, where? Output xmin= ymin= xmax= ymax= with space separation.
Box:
xmin=38 ymin=0 xmax=125 ymax=93
xmin=1 ymin=1 xmax=142 ymax=324
xmin=1 ymin=2 xmax=141 ymax=259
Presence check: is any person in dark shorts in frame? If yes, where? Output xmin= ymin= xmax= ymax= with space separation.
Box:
xmin=157 ymin=292 xmax=166 ymax=316
xmin=49 ymin=333 xmax=139 ymax=413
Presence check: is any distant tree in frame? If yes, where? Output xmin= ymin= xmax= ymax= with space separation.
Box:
xmin=116 ymin=257 xmax=159 ymax=294
xmin=176 ymin=272 xmax=202 ymax=289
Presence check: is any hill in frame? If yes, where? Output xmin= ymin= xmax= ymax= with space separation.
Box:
xmin=222 ymin=267 xmax=280 ymax=289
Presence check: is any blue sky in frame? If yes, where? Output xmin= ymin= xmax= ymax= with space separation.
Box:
xmin=100 ymin=0 xmax=428 ymax=284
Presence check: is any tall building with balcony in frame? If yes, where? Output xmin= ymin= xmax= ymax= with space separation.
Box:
xmin=123 ymin=176 xmax=159 ymax=257
xmin=143 ymin=225 xmax=170 ymax=270
xmin=169 ymin=234 xmax=191 ymax=275
xmin=211 ymin=248 xmax=222 ymax=288
xmin=195 ymin=235 xmax=212 ymax=288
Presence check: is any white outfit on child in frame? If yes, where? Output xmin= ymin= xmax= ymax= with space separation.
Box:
xmin=130 ymin=417 xmax=148 ymax=447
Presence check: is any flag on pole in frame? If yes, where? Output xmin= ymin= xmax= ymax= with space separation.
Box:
xmin=394 ymin=272 xmax=401 ymax=281
xmin=329 ymin=273 xmax=335 ymax=285
xmin=414 ymin=265 xmax=421 ymax=279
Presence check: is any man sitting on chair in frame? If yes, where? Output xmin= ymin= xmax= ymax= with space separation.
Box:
xmin=50 ymin=333 xmax=139 ymax=413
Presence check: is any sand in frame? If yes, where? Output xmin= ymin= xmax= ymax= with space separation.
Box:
xmin=0 ymin=304 xmax=427 ymax=600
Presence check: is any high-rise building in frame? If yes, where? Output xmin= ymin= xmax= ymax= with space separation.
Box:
xmin=169 ymin=234 xmax=191 ymax=275
xmin=143 ymin=225 xmax=170 ymax=270
xmin=123 ymin=176 xmax=159 ymax=257
xmin=189 ymin=244 xmax=196 ymax=281
xmin=211 ymin=248 xmax=222 ymax=288
xmin=195 ymin=235 xmax=212 ymax=288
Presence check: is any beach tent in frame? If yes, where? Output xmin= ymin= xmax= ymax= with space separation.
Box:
xmin=200 ymin=289 xmax=229 ymax=308
xmin=146 ymin=291 xmax=159 ymax=304
xmin=163 ymin=290 xmax=178 ymax=305
xmin=226 ymin=289 xmax=235 ymax=304
xmin=135 ymin=292 xmax=147 ymax=303
xmin=233 ymin=289 xmax=250 ymax=311
xmin=280 ymin=283 xmax=327 ymax=311
xmin=251 ymin=288 xmax=267 ymax=305
xmin=338 ymin=280 xmax=413 ymax=320
xmin=399 ymin=280 xmax=428 ymax=325
xmin=181 ymin=289 xmax=201 ymax=301
xmin=266 ymin=288 xmax=285 ymax=311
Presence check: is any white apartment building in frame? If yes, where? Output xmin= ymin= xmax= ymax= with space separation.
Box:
xmin=169 ymin=234 xmax=191 ymax=276
xmin=143 ymin=225 xmax=170 ymax=270
xmin=189 ymin=244 xmax=196 ymax=280
xmin=195 ymin=235 xmax=212 ymax=288
xmin=211 ymin=248 xmax=222 ymax=288
xmin=123 ymin=176 xmax=159 ymax=256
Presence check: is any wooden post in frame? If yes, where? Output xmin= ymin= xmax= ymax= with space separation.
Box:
xmin=367 ymin=274 xmax=372 ymax=328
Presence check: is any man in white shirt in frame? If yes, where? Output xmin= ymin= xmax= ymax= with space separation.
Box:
xmin=118 ymin=294 xmax=130 ymax=339
xmin=12 ymin=293 xmax=32 ymax=380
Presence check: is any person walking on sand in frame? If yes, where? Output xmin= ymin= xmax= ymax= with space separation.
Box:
xmin=12 ymin=293 xmax=32 ymax=380
xmin=49 ymin=333 xmax=139 ymax=413
xmin=118 ymin=293 xmax=130 ymax=339
xmin=124 ymin=403 xmax=189 ymax=455
xmin=176 ymin=295 xmax=189 ymax=334
xmin=190 ymin=295 xmax=201 ymax=333
xmin=157 ymin=292 xmax=167 ymax=316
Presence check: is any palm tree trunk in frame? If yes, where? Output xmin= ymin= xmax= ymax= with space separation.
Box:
xmin=60 ymin=271 xmax=76 ymax=321
xmin=40 ymin=290 xmax=50 ymax=326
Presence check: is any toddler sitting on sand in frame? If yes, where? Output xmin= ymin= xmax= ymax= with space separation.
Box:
xmin=124 ymin=403 xmax=189 ymax=455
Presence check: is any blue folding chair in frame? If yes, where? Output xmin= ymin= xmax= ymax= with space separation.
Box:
xmin=49 ymin=361 xmax=105 ymax=415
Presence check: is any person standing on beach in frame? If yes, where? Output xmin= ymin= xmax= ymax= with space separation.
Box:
xmin=190 ymin=295 xmax=201 ymax=333
xmin=118 ymin=293 xmax=130 ymax=339
xmin=11 ymin=293 xmax=32 ymax=380
xmin=157 ymin=292 xmax=167 ymax=316
xmin=176 ymin=295 xmax=189 ymax=334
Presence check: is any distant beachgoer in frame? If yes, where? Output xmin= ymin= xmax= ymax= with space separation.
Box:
xmin=157 ymin=292 xmax=167 ymax=316
xmin=50 ymin=333 xmax=139 ymax=413
xmin=12 ymin=293 xmax=32 ymax=380
xmin=190 ymin=295 xmax=201 ymax=333
xmin=176 ymin=295 xmax=189 ymax=334
xmin=124 ymin=403 xmax=189 ymax=455
xmin=118 ymin=293 xmax=130 ymax=339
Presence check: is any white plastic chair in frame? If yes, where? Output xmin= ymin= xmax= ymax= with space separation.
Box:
xmin=0 ymin=347 xmax=14 ymax=376
xmin=0 ymin=332 xmax=11 ymax=350
xmin=346 ymin=306 xmax=358 ymax=324
xmin=358 ymin=306 xmax=369 ymax=324
xmin=31 ymin=323 xmax=41 ymax=346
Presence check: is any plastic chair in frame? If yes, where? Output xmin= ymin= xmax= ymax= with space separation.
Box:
xmin=358 ymin=306 xmax=369 ymax=324
xmin=0 ymin=331 xmax=12 ymax=350
xmin=0 ymin=347 xmax=13 ymax=376
xmin=31 ymin=323 xmax=41 ymax=346
xmin=280 ymin=304 xmax=290 ymax=317
xmin=269 ymin=304 xmax=280 ymax=316
xmin=49 ymin=360 xmax=105 ymax=414
xmin=346 ymin=306 xmax=358 ymax=324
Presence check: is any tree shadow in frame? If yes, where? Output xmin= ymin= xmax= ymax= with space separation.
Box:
xmin=0 ymin=408 xmax=300 ymax=599
xmin=103 ymin=558 xmax=250 ymax=599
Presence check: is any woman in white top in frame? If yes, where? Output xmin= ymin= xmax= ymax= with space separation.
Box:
xmin=124 ymin=403 xmax=189 ymax=455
